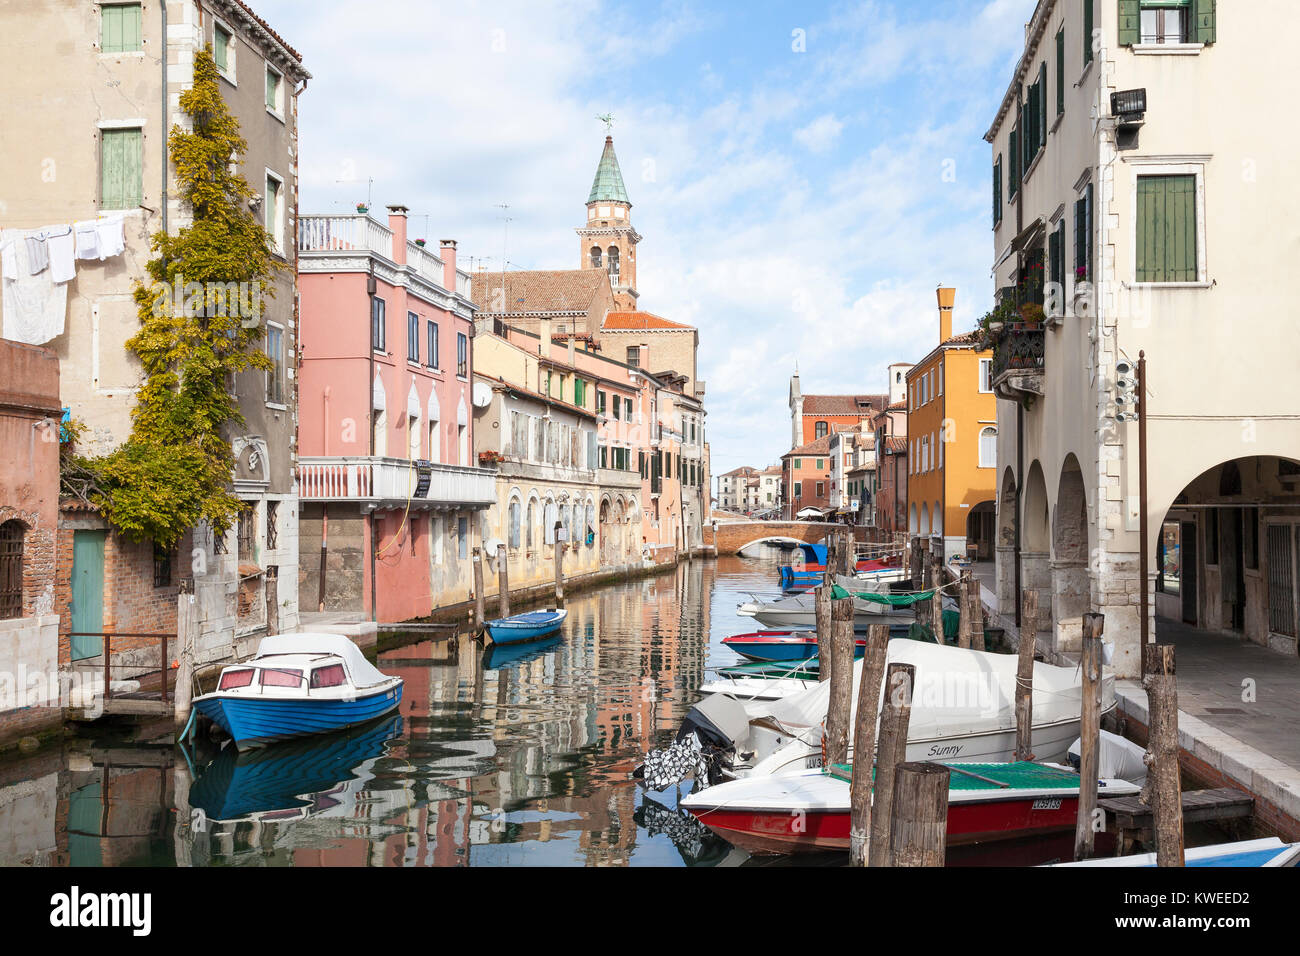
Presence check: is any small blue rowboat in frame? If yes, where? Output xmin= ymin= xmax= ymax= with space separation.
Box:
xmin=192 ymin=634 xmax=404 ymax=752
xmin=485 ymin=608 xmax=568 ymax=645
xmin=1052 ymin=837 xmax=1300 ymax=868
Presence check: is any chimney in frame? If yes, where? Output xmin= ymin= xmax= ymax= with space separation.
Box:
xmin=937 ymin=286 xmax=955 ymax=343
xmin=440 ymin=239 xmax=458 ymax=293
xmin=539 ymin=317 xmax=552 ymax=359
xmin=387 ymin=205 xmax=409 ymax=265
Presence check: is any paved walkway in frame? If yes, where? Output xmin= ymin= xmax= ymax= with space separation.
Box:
xmin=1154 ymin=619 xmax=1300 ymax=770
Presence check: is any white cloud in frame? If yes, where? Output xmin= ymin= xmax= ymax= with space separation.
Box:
xmin=793 ymin=113 xmax=845 ymax=153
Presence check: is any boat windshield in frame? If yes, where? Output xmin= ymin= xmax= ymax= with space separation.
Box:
xmin=309 ymin=663 xmax=347 ymax=688
xmin=218 ymin=668 xmax=255 ymax=690
xmin=259 ymin=667 xmax=305 ymax=688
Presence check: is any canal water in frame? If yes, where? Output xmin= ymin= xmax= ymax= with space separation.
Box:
xmin=0 ymin=553 xmax=809 ymax=867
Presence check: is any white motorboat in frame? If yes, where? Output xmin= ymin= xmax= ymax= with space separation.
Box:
xmin=749 ymin=590 xmax=912 ymax=629
xmin=676 ymin=640 xmax=1116 ymax=781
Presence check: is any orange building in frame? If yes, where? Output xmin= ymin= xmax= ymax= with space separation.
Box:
xmin=788 ymin=377 xmax=887 ymax=448
xmin=905 ymin=288 xmax=998 ymax=561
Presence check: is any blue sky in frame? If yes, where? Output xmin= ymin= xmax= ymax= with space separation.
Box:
xmin=256 ymin=0 xmax=1034 ymax=475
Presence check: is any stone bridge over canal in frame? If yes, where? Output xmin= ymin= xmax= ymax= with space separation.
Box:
xmin=710 ymin=519 xmax=881 ymax=556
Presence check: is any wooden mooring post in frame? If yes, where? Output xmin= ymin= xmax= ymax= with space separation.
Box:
xmin=1074 ymin=612 xmax=1104 ymax=861
xmin=815 ymin=576 xmax=833 ymax=682
xmin=496 ymin=543 xmax=511 ymax=618
xmin=824 ymin=595 xmax=857 ymax=768
xmin=1015 ymin=589 xmax=1039 ymax=761
xmin=918 ymin=537 xmax=931 ymax=589
xmin=174 ymin=591 xmax=199 ymax=732
xmin=868 ymin=661 xmax=915 ymax=867
xmin=909 ymin=535 xmax=922 ymax=590
xmin=969 ymin=572 xmax=985 ymax=651
xmin=1143 ymin=644 xmax=1185 ymax=866
xmin=890 ymin=762 xmax=950 ymax=867
xmin=848 ymin=623 xmax=890 ymax=866
xmin=553 ymin=522 xmax=565 ymax=604
xmin=472 ymin=547 xmax=486 ymax=631
xmin=957 ymin=570 xmax=974 ymax=650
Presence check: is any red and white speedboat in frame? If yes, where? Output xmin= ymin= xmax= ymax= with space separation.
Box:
xmin=680 ymin=762 xmax=1140 ymax=856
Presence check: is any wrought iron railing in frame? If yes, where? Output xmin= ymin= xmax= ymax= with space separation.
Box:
xmin=991 ymin=324 xmax=1045 ymax=383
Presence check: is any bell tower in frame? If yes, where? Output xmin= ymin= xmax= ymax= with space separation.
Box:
xmin=577 ymin=130 xmax=640 ymax=310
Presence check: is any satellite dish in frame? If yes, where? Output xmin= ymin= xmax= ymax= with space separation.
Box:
xmin=472 ymin=382 xmax=493 ymax=408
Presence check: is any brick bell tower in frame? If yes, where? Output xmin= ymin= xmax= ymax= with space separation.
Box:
xmin=577 ymin=133 xmax=640 ymax=310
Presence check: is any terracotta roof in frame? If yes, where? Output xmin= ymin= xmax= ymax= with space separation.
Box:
xmin=802 ymin=393 xmax=889 ymax=416
xmin=601 ymin=310 xmax=695 ymax=331
xmin=721 ymin=466 xmax=758 ymax=477
xmin=231 ymin=0 xmax=305 ymax=65
xmin=782 ymin=435 xmax=834 ymax=459
xmin=884 ymin=437 xmax=908 ymax=454
xmin=475 ymin=373 xmax=595 ymax=421
xmin=470 ymin=269 xmax=609 ymax=316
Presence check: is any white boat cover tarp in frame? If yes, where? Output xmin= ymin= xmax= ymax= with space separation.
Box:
xmin=254 ymin=633 xmax=390 ymax=688
xmin=751 ymin=641 xmax=1112 ymax=742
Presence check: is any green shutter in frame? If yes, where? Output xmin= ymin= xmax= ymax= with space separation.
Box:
xmin=1074 ymin=197 xmax=1086 ymax=279
xmin=1038 ymin=63 xmax=1048 ymax=147
xmin=101 ymin=128 xmax=142 ymax=210
xmin=1137 ymin=175 xmax=1197 ymax=283
xmin=1118 ymin=0 xmax=1140 ymax=46
xmin=266 ymin=69 xmax=279 ymax=110
xmin=1056 ymin=28 xmax=1065 ymax=115
xmin=1194 ymin=0 xmax=1216 ymax=43
xmin=993 ymin=155 xmax=1002 ymax=225
xmin=1084 ymin=0 xmax=1095 ymax=63
xmin=1009 ymin=126 xmax=1019 ymax=196
xmin=214 ymin=27 xmax=229 ymax=71
xmin=102 ymin=5 xmax=123 ymax=52
xmin=102 ymin=4 xmax=142 ymax=53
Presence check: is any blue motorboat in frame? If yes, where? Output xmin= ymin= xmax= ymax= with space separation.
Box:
xmin=191 ymin=633 xmax=404 ymax=751
xmin=484 ymin=608 xmax=568 ymax=645
xmin=1052 ymin=837 xmax=1300 ymax=868
xmin=483 ymin=632 xmax=564 ymax=668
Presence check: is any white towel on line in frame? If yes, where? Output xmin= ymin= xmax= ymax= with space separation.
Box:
xmin=1 ymin=228 xmax=67 ymax=346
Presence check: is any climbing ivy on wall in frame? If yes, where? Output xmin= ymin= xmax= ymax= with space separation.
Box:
xmin=64 ymin=48 xmax=282 ymax=548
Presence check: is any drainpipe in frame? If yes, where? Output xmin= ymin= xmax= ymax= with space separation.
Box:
xmin=1012 ymin=81 xmax=1026 ymax=630
xmin=368 ymin=258 xmax=378 ymax=621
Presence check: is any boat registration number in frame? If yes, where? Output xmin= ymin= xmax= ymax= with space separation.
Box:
xmin=1031 ymin=797 xmax=1063 ymax=810
xmin=806 ymin=755 xmax=824 ymax=769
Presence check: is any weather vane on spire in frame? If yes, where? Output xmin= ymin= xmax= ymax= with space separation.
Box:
xmin=596 ymin=112 xmax=615 ymax=134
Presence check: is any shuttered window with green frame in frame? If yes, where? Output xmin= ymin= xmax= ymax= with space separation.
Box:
xmin=1084 ymin=0 xmax=1095 ymax=65
xmin=993 ymin=155 xmax=1003 ymax=226
xmin=101 ymin=3 xmax=142 ymax=53
xmin=1008 ymin=125 xmax=1020 ymax=198
xmin=1119 ymin=1 xmax=1214 ymax=46
xmin=1056 ymin=27 xmax=1065 ymax=116
xmin=100 ymin=127 xmax=143 ymax=210
xmin=1136 ymin=174 xmax=1198 ymax=283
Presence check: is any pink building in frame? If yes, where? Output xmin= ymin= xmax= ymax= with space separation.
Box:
xmin=296 ymin=206 xmax=494 ymax=623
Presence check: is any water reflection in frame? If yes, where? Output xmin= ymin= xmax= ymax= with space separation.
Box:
xmin=0 ymin=555 xmax=781 ymax=867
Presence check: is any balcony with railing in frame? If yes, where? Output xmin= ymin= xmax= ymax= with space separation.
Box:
xmin=989 ymin=323 xmax=1045 ymax=400
xmin=298 ymin=214 xmax=473 ymax=298
xmin=299 ymin=456 xmax=495 ymax=509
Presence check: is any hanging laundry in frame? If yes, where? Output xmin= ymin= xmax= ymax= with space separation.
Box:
xmin=44 ymin=226 xmax=75 ymax=284
xmin=94 ymin=214 xmax=125 ymax=260
xmin=1 ymin=228 xmax=68 ymax=346
xmin=24 ymin=235 xmax=49 ymax=275
xmin=74 ymin=220 xmax=101 ymax=261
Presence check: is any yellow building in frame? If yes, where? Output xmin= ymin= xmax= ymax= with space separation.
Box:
xmin=905 ymin=288 xmax=998 ymax=561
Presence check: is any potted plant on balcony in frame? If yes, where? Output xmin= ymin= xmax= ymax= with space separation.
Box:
xmin=1018 ymin=302 xmax=1045 ymax=327
xmin=478 ymin=450 xmax=503 ymax=466
xmin=414 ymin=239 xmax=426 ymax=247
xmin=356 ymin=203 xmax=369 ymax=214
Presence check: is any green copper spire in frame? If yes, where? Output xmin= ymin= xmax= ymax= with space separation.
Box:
xmin=587 ymin=136 xmax=631 ymax=206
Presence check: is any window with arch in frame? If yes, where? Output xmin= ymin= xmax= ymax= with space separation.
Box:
xmin=0 ymin=520 xmax=24 ymax=619
xmin=544 ymin=500 xmax=558 ymax=544
xmin=815 ymin=421 xmax=828 ymax=439
xmin=979 ymin=426 xmax=997 ymax=468
xmin=607 ymin=246 xmax=619 ymax=280
xmin=585 ymin=503 xmax=595 ymax=546
xmin=508 ymin=498 xmax=522 ymax=549
xmin=590 ymin=246 xmax=602 ymax=268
